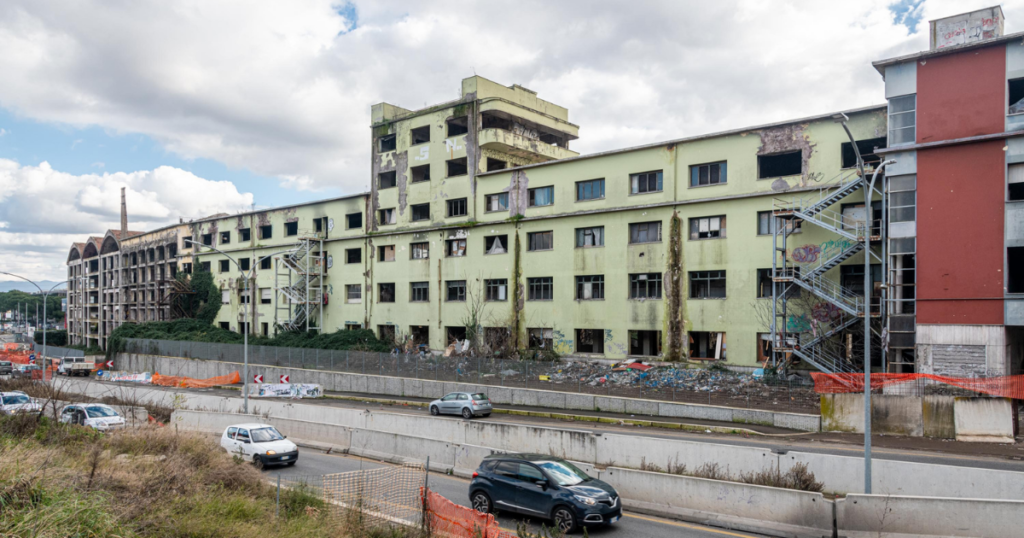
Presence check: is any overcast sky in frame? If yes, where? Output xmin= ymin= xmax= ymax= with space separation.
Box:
xmin=0 ymin=0 xmax=1016 ymax=281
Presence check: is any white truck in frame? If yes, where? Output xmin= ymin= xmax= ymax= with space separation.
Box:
xmin=57 ymin=357 xmax=95 ymax=377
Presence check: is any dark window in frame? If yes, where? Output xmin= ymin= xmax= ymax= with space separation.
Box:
xmin=690 ymin=331 xmax=726 ymax=360
xmin=182 ymin=236 xmax=193 ymax=248
xmin=220 ymin=231 xmax=230 ymax=244
xmin=346 ymin=285 xmax=361 ymax=303
xmin=202 ymin=234 xmax=212 ymax=246
xmin=379 ymin=134 xmax=396 ymax=153
xmin=260 ymin=256 xmax=271 ymax=270
xmin=888 ymin=94 xmax=916 ymax=146
xmin=447 ymin=198 xmax=467 ymax=217
xmin=486 ymin=279 xmax=508 ymax=301
xmin=528 ymin=186 xmax=554 ymax=207
xmin=259 ymin=225 xmax=272 ymax=239
xmin=378 ymin=245 xmax=395 ymax=262
xmin=758 ymin=151 xmax=802 ymax=179
xmin=411 ymin=242 xmax=429 ymax=259
xmin=690 ymin=162 xmax=727 ymax=187
xmin=219 ymin=260 xmax=230 ymax=272
xmin=576 ymin=179 xmax=605 ymax=201
xmin=841 ymin=264 xmax=883 ymax=297
xmin=411 ymin=125 xmax=430 ymax=145
xmin=630 ymin=330 xmax=662 ymax=356
xmin=240 ymin=228 xmax=251 ymax=241
xmin=446 ymin=157 xmax=468 ymax=177
xmin=528 ymin=328 xmax=553 ymax=349
xmin=411 ymin=203 xmax=430 ymax=221
xmin=378 ymin=283 xmax=395 ymax=303
xmin=757 ymin=211 xmax=801 ymax=235
xmin=411 ymin=164 xmax=431 ymax=183
xmin=411 ymin=325 xmax=429 ymax=346
xmin=757 ymin=268 xmax=800 ymax=298
xmin=630 ymin=273 xmax=662 ymax=299
xmin=379 ymin=171 xmax=397 ymax=189
xmin=841 ymin=137 xmax=886 ymax=169
xmin=629 ymin=221 xmax=661 ymax=244
xmin=200 ymin=261 xmax=211 ymax=272
xmin=447 ymin=116 xmax=469 ymax=137
xmin=285 ymin=222 xmax=298 ymax=236
xmin=1011 ymin=183 xmax=1024 ymax=201
xmin=379 ymin=208 xmax=396 ymax=225
xmin=485 ymin=235 xmax=508 ymax=255
xmin=261 ymin=288 xmax=271 ymax=304
xmin=347 ymin=212 xmax=362 ymax=229
xmin=689 ymin=216 xmax=726 ymax=240
xmin=576 ymin=329 xmax=604 ymax=354
xmin=315 ymin=218 xmax=323 ymax=232
xmin=486 ymin=193 xmax=508 ymax=212
xmin=446 ymin=239 xmax=467 ymax=257
xmin=631 ymin=171 xmax=663 ymax=194
xmin=262 ymin=322 xmax=269 ymax=336
xmin=219 ymin=322 xmax=230 ymax=330
xmin=1010 ymin=79 xmax=1024 ymax=114
xmin=239 ymin=289 xmax=250 ymax=304
xmin=346 ymin=248 xmax=361 ymax=264
xmin=410 ymin=282 xmax=429 ymax=302
xmin=379 ymin=325 xmax=396 ymax=341
xmin=239 ymin=258 xmax=250 ymax=271
xmin=690 ymin=270 xmax=726 ymax=299
xmin=446 ymin=280 xmax=466 ymax=301
xmin=528 ymin=231 xmax=553 ymax=251
xmin=1009 ymin=247 xmax=1024 ymax=293
xmin=528 ymin=277 xmax=553 ymax=300
xmin=486 ymin=158 xmax=507 ymax=171
xmin=576 ymin=275 xmax=604 ymax=300
xmin=575 ymin=226 xmax=604 ymax=248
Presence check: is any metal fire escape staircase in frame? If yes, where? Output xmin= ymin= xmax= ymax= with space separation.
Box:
xmin=770 ymin=170 xmax=884 ymax=375
xmin=274 ymin=235 xmax=325 ymax=332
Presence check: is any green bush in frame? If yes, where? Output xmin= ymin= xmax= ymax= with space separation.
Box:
xmin=34 ymin=330 xmax=67 ymax=346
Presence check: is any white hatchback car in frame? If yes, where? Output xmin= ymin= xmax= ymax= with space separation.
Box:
xmin=59 ymin=403 xmax=125 ymax=430
xmin=220 ymin=423 xmax=298 ymax=468
xmin=0 ymin=391 xmax=42 ymax=415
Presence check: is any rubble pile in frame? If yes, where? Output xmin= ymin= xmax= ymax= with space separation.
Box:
xmin=545 ymin=361 xmax=777 ymax=393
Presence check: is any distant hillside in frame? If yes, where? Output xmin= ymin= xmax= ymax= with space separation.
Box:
xmin=0 ymin=280 xmax=62 ymax=293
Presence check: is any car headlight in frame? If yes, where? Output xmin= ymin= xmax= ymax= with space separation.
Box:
xmin=574 ymin=495 xmax=597 ymax=506
xmin=266 ymin=450 xmax=277 ymax=455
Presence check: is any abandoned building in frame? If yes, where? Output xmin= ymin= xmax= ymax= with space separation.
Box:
xmin=65 ymin=7 xmax=1024 ymax=377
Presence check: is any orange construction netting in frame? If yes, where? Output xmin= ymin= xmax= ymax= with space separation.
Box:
xmin=811 ymin=373 xmax=1024 ymax=399
xmin=423 ymin=488 xmax=505 ymax=538
xmin=151 ymin=371 xmax=240 ymax=389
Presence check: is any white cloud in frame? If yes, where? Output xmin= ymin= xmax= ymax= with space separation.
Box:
xmin=0 ymin=159 xmax=252 ymax=280
xmin=0 ymin=128 xmax=7 ymax=136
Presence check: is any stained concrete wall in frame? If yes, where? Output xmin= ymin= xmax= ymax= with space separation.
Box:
xmin=837 ymin=494 xmax=1024 ymax=538
xmin=821 ymin=393 xmax=963 ymax=439
xmin=954 ymin=397 xmax=1016 ymax=443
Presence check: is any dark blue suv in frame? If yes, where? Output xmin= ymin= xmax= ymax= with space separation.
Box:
xmin=469 ymin=454 xmax=621 ymax=534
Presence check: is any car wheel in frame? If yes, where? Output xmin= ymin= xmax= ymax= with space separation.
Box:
xmin=553 ymin=506 xmax=577 ymax=534
xmin=252 ymin=455 xmax=264 ymax=469
xmin=430 ymin=405 xmax=440 ymax=416
xmin=471 ymin=491 xmax=492 ymax=514
xmin=462 ymin=407 xmax=473 ymax=420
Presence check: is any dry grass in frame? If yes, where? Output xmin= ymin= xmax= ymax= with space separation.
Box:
xmin=635 ymin=458 xmax=823 ymax=493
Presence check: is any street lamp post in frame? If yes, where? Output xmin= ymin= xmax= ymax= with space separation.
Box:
xmin=0 ymin=272 xmax=66 ymax=383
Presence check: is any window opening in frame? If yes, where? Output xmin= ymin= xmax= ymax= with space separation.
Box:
xmin=378 ymin=134 xmax=396 ymax=153
xmin=528 ymin=277 xmax=553 ymax=300
xmin=576 ymin=179 xmax=605 ymax=201
xmin=346 ymin=248 xmax=361 ymax=264
xmin=379 ymin=208 xmax=397 ymax=225
xmin=689 ymin=216 xmax=726 ymax=240
xmin=446 ymin=280 xmax=467 ymax=301
xmin=486 ymin=279 xmax=508 ymax=301
xmin=758 ymin=151 xmax=802 ymax=179
xmin=486 ymin=158 xmax=507 ymax=171
xmin=446 ymin=238 xmax=467 ymax=257
xmin=631 ymin=171 xmax=663 ymax=194
xmin=411 ymin=125 xmax=430 ymax=145
xmin=575 ymin=226 xmax=604 ymax=248
xmin=576 ymin=275 xmax=604 ymax=300
xmin=528 ymin=328 xmax=553 ymax=349
xmin=630 ymin=330 xmax=662 ymax=356
xmin=346 ymin=284 xmax=361 ymax=303
xmin=576 ymin=329 xmax=604 ymax=354
xmin=378 ymin=245 xmax=396 ymax=262
xmin=379 ymin=171 xmax=397 ymax=189
xmin=690 ymin=162 xmax=726 ymax=187
xmin=841 ymin=137 xmax=886 ymax=169
xmin=630 ymin=273 xmax=662 ymax=299
xmin=485 ymin=235 xmax=508 ymax=255
xmin=447 ymin=116 xmax=469 ymax=137
xmin=528 ymin=231 xmax=553 ymax=251
xmin=378 ymin=283 xmax=395 ymax=303
xmin=410 ymin=282 xmax=429 ymax=302
xmin=447 ymin=198 xmax=468 ymax=217
xmin=689 ymin=331 xmax=726 ymax=360
xmin=486 ymin=193 xmax=509 ymax=212
xmin=285 ymin=222 xmax=298 ymax=236
xmin=690 ymin=270 xmax=726 ymax=298
xmin=629 ymin=221 xmax=661 ymax=244
xmin=347 ymin=212 xmax=362 ymax=229
xmin=411 ymin=203 xmax=430 ymax=222
xmin=411 ymin=164 xmax=431 ymax=183
xmin=411 ymin=242 xmax=429 ymax=259
xmin=888 ymin=94 xmax=916 ymax=146
xmin=447 ymin=158 xmax=468 ymax=177
xmin=528 ymin=186 xmax=553 ymax=207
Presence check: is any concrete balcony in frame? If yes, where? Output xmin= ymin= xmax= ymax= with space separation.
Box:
xmin=478 ymin=128 xmax=578 ymax=162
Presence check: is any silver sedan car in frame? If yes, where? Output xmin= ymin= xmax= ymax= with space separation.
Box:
xmin=429 ymin=392 xmax=492 ymax=419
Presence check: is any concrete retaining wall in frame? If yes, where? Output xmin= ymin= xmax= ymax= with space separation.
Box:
xmin=117 ymin=353 xmax=821 ymax=432
xmin=837 ymin=495 xmax=1024 ymax=538
xmin=820 ymin=393 xmax=1012 ymax=442
xmin=954 ymin=397 xmax=1016 ymax=443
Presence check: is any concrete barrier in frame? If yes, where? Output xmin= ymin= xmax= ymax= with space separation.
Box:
xmin=954 ymin=397 xmax=1016 ymax=443
xmin=837 ymin=495 xmax=1024 ymax=538
xmin=821 ymin=393 xmax=1014 ymax=443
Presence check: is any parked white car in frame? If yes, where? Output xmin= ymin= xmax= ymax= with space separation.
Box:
xmin=220 ymin=423 xmax=298 ymax=468
xmin=0 ymin=391 xmax=42 ymax=415
xmin=58 ymin=403 xmax=125 ymax=430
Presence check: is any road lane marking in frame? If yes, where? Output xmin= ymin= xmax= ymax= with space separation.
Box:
xmin=624 ymin=513 xmax=760 ymax=537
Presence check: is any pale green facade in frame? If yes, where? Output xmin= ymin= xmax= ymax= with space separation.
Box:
xmin=190 ymin=76 xmax=887 ymax=367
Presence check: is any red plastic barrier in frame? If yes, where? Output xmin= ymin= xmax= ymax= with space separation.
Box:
xmin=151 ymin=371 xmax=240 ymax=389
xmin=811 ymin=373 xmax=1024 ymax=399
xmin=423 ymin=488 xmax=500 ymax=538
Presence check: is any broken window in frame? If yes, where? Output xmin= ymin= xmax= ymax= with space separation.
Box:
xmin=575 ymin=275 xmax=604 ymax=300
xmin=576 ymin=179 xmax=605 ymax=201
xmin=841 ymin=137 xmax=886 ymax=169
xmin=411 ymin=203 xmax=430 ymax=222
xmin=575 ymin=226 xmax=604 ymax=248
xmin=576 ymin=329 xmax=605 ymax=354
xmin=757 ymin=268 xmax=800 ymax=298
xmin=220 ymin=231 xmax=230 ymax=244
xmin=260 ymin=256 xmax=271 ymax=270
xmin=630 ymin=331 xmax=662 ymax=357
xmin=446 ymin=326 xmax=467 ymax=343
xmin=378 ymin=134 xmax=396 ymax=153
xmin=888 ymin=94 xmax=916 ymax=146
xmin=378 ymin=283 xmax=395 ymax=303
xmin=346 ymin=284 xmax=361 ymax=303
xmin=690 ymin=270 xmax=726 ymax=299
xmin=889 ymin=174 xmax=917 ymax=222
xmin=527 ymin=277 xmax=553 ymax=300
xmin=1009 ymin=247 xmax=1024 ymax=293
xmin=528 ymin=328 xmax=553 ymax=349
xmin=219 ymin=260 xmax=230 ymax=273
xmin=285 ymin=222 xmax=298 ymax=236
xmin=486 ymin=279 xmax=508 ymax=301
xmin=411 ymin=325 xmax=429 ymax=346
xmin=379 ymin=171 xmax=397 ymax=189
xmin=261 ymin=288 xmax=272 ymax=304
xmin=447 ymin=116 xmax=469 ymax=137
xmin=690 ymin=162 xmax=727 ymax=187
xmin=240 ymin=228 xmax=251 ymax=241
xmin=486 ymin=158 xmax=507 ymax=171
xmin=411 ymin=125 xmax=430 ymax=145
xmin=527 ymin=231 xmax=553 ymax=251
xmin=378 ymin=245 xmax=396 ymax=262
xmin=528 ymin=186 xmax=554 ymax=207
xmin=447 ymin=198 xmax=468 ymax=217
xmin=631 ymin=171 xmax=663 ymax=194
xmin=378 ymin=325 xmax=396 ymax=342
xmin=202 ymin=233 xmax=213 ymax=246
xmin=757 ymin=211 xmax=801 ymax=235
xmin=446 ymin=280 xmax=466 ymax=302
xmin=445 ymin=238 xmax=467 ymax=257
xmin=485 ymin=235 xmax=508 ymax=255
xmin=259 ymin=225 xmax=272 ymax=239
xmin=411 ymin=242 xmax=429 ymax=259
xmin=411 ymin=164 xmax=431 ymax=183
xmin=378 ymin=208 xmax=397 ymax=225
xmin=486 ymin=193 xmax=509 ymax=212
xmin=758 ymin=151 xmax=802 ymax=179
xmin=346 ymin=248 xmax=361 ymax=264
xmin=689 ymin=331 xmax=726 ymax=360
xmin=630 ymin=273 xmax=662 ymax=299
xmin=447 ymin=158 xmax=468 ymax=177
xmin=239 ymin=258 xmax=250 ymax=271
xmin=410 ymin=282 xmax=429 ymax=302
xmin=347 ymin=212 xmax=362 ymax=229
xmin=629 ymin=221 xmax=661 ymax=244
xmin=689 ymin=215 xmax=726 ymax=240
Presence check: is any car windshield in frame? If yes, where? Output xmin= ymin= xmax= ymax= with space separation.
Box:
xmin=2 ymin=394 xmax=30 ymax=405
xmin=84 ymin=405 xmax=118 ymax=418
xmin=471 ymin=393 xmax=488 ymax=401
xmin=536 ymin=460 xmax=590 ymax=486
xmin=251 ymin=427 xmax=284 ymax=443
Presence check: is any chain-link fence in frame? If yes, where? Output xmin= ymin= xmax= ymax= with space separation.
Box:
xmin=123 ymin=338 xmax=821 ymax=414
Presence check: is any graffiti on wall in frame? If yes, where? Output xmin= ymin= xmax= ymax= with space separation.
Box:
xmin=791 ymin=245 xmax=821 ymax=263
xmin=812 ymin=302 xmax=842 ymax=323
xmin=552 ymin=329 xmax=573 ymax=355
xmin=792 ymin=239 xmax=856 ymax=264
xmin=787 ymin=314 xmax=811 ymax=333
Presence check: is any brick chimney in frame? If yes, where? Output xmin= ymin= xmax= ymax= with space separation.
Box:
xmin=120 ymin=187 xmax=128 ymax=236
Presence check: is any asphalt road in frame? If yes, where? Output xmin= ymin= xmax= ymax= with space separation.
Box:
xmin=268 ymin=448 xmax=766 ymax=538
